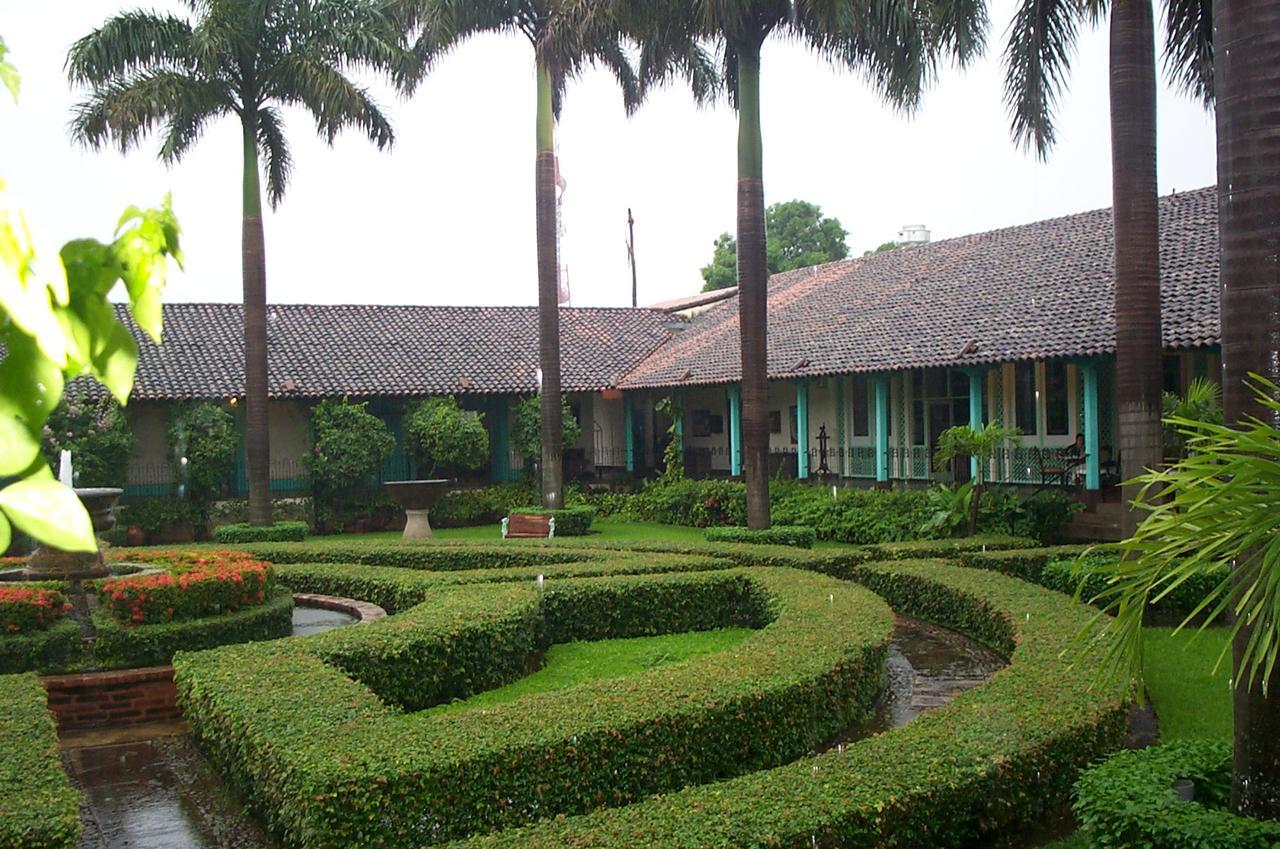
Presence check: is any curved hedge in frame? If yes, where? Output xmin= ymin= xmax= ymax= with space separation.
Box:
xmin=449 ymin=558 xmax=1129 ymax=849
xmin=93 ymin=586 xmax=294 ymax=669
xmin=1074 ymin=741 xmax=1280 ymax=849
xmin=175 ymin=567 xmax=893 ymax=848
xmin=704 ymin=525 xmax=816 ymax=548
xmin=0 ymin=673 xmax=80 ymax=849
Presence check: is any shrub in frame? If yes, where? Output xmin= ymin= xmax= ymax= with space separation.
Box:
xmin=40 ymin=395 xmax=133 ymax=488
xmin=0 ymin=618 xmax=82 ymax=674
xmin=175 ymin=568 xmax=892 ymax=848
xmin=771 ymin=482 xmax=934 ymax=544
xmin=1074 ymin=740 xmax=1280 ymax=849
xmin=0 ymin=587 xmax=69 ymax=634
xmin=99 ymin=551 xmax=275 ymax=625
xmin=432 ymin=481 xmax=537 ymax=528
xmin=168 ymin=402 xmax=238 ymax=505
xmin=978 ymin=487 xmax=1082 ymax=543
xmin=1040 ymin=553 xmax=1229 ymax=621
xmin=703 ymin=525 xmax=815 ymax=548
xmin=507 ymin=505 xmax=595 ymax=536
xmin=404 ymin=396 xmax=489 ymax=478
xmin=213 ymin=521 xmax=308 ymax=543
xmin=0 ymin=673 xmax=82 ymax=849
xmin=511 ymin=394 xmax=581 ymax=468
xmin=92 ymin=587 xmax=293 ymax=669
xmin=121 ymin=497 xmax=204 ymax=538
xmin=307 ymin=398 xmax=395 ymax=526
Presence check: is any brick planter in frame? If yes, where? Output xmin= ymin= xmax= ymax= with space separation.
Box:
xmin=39 ymin=593 xmax=386 ymax=733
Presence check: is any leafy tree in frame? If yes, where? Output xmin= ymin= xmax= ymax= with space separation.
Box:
xmin=168 ymin=402 xmax=238 ymax=508
xmin=700 ymin=200 xmax=848 ymax=292
xmin=404 ymin=396 xmax=488 ymax=478
xmin=864 ymin=240 xmax=902 ymax=256
xmin=307 ymin=398 xmax=394 ymax=518
xmin=933 ymin=423 xmax=1022 ymax=535
xmin=396 ymin=1 xmax=644 ymax=510
xmin=0 ymin=35 xmax=181 ymax=554
xmin=628 ymin=0 xmax=981 ymax=529
xmin=68 ymin=0 xmax=403 ymax=527
xmin=1002 ymin=0 xmax=1213 ymax=542
xmin=512 ymin=395 xmax=580 ymax=472
xmin=41 ymin=396 xmax=134 ymax=488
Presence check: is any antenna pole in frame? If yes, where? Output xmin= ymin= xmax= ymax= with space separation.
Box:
xmin=627 ymin=208 xmax=638 ymax=308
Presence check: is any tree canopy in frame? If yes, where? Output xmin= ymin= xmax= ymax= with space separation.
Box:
xmin=700 ymin=200 xmax=849 ymax=292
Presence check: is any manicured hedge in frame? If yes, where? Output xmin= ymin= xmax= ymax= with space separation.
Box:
xmin=175 ymin=568 xmax=892 ymax=848
xmin=704 ymin=525 xmax=816 ymax=548
xmin=453 ymin=557 xmax=1128 ymax=849
xmin=92 ymin=587 xmax=294 ymax=669
xmin=0 ymin=673 xmax=81 ymax=849
xmin=507 ymin=506 xmax=595 ymax=536
xmin=100 ymin=552 xmax=276 ymax=624
xmin=212 ymin=521 xmax=308 ymax=543
xmin=0 ymin=618 xmax=82 ymax=674
xmin=1074 ymin=741 xmax=1280 ymax=849
xmin=243 ymin=540 xmax=594 ymax=570
xmin=1041 ymin=554 xmax=1231 ymax=621
xmin=955 ymin=545 xmax=1090 ymax=583
xmin=0 ymin=586 xmax=69 ymax=634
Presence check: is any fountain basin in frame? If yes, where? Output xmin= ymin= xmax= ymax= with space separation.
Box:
xmin=383 ymin=479 xmax=450 ymax=539
xmin=24 ymin=487 xmax=123 ymax=581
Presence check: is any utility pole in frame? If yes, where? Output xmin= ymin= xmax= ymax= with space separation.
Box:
xmin=626 ymin=208 xmax=638 ymax=307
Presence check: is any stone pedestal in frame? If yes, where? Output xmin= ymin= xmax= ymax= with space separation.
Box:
xmin=402 ymin=508 xmax=433 ymax=540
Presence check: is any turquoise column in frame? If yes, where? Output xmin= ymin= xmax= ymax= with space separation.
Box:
xmin=623 ymin=394 xmax=635 ymax=473
xmin=874 ymin=375 xmax=889 ymax=483
xmin=795 ymin=380 xmax=809 ymax=479
xmin=727 ymin=384 xmax=742 ymax=476
xmin=968 ymin=369 xmax=984 ymax=479
xmin=1082 ymin=361 xmax=1101 ymax=490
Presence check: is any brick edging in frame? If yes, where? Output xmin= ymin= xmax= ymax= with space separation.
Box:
xmin=290 ymin=593 xmax=386 ymax=623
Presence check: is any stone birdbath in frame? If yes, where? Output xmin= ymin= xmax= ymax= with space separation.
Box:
xmin=383 ymin=480 xmax=450 ymax=540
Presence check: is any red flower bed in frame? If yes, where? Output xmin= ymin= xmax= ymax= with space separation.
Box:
xmin=0 ymin=586 xmax=70 ymax=633
xmin=100 ymin=550 xmax=276 ymax=626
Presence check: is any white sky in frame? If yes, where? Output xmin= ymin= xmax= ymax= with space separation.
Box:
xmin=3 ymin=2 xmax=1215 ymax=309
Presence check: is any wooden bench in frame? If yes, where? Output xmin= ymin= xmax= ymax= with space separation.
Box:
xmin=502 ymin=513 xmax=555 ymax=539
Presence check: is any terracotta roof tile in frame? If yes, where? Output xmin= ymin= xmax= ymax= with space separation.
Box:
xmin=619 ymin=187 xmax=1219 ymax=389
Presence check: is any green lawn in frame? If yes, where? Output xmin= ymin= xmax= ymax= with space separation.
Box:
xmin=1143 ymin=626 xmax=1233 ymax=741
xmin=426 ymin=628 xmax=754 ymax=715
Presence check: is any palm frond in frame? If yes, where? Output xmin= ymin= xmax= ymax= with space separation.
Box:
xmin=66 ymin=10 xmax=193 ymax=86
xmin=69 ymin=69 xmax=217 ymax=153
xmin=927 ymin=0 xmax=989 ymax=68
xmin=1162 ymin=0 xmax=1213 ymax=106
xmin=1001 ymin=0 xmax=1086 ymax=159
xmin=628 ymin=11 xmax=722 ymax=107
xmin=1086 ymin=375 xmax=1280 ymax=697
xmin=158 ymin=82 xmax=233 ymax=164
xmin=256 ymin=106 xmax=293 ymax=208
xmin=270 ymin=55 xmax=394 ymax=149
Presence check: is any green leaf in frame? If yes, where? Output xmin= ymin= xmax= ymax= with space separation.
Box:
xmin=0 ymin=478 xmax=95 ymax=552
xmin=0 ymin=332 xmax=64 ymax=427
xmin=0 ymin=35 xmax=18 ymax=102
xmin=0 ymin=411 xmax=39 ymax=476
xmin=0 ymin=511 xmax=10 ymax=555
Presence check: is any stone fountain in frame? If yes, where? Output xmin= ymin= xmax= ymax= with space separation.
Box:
xmin=383 ymin=479 xmax=450 ymax=540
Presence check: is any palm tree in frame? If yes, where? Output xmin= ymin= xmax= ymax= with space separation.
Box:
xmin=1213 ymin=0 xmax=1280 ymax=817
xmin=627 ymin=0 xmax=985 ymax=529
xmin=68 ymin=0 xmax=401 ymax=526
xmin=393 ymin=2 xmax=640 ymax=509
xmin=1002 ymin=0 xmax=1213 ymax=538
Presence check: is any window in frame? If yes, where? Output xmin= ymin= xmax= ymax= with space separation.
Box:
xmin=1014 ymin=363 xmax=1038 ymax=435
xmin=1045 ymin=361 xmax=1069 ymax=435
xmin=851 ymin=375 xmax=869 ymax=436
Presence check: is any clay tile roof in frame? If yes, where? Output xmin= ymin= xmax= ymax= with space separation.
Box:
xmin=619 ymin=187 xmax=1219 ymax=390
xmin=114 ymin=304 xmax=672 ymax=400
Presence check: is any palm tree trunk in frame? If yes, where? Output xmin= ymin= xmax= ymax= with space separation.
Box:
xmin=1215 ymin=0 xmax=1280 ymax=819
xmin=1109 ymin=0 xmax=1161 ymax=540
xmin=736 ymin=42 xmax=770 ymax=530
xmin=241 ymin=114 xmax=272 ymax=527
xmin=534 ymin=60 xmax=564 ymax=509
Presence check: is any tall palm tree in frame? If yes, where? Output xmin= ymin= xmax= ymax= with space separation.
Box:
xmin=394 ymin=2 xmax=640 ymax=509
xmin=68 ymin=0 xmax=401 ymax=526
xmin=1003 ymin=0 xmax=1213 ymax=538
xmin=1214 ymin=0 xmax=1280 ymax=817
xmin=627 ymin=0 xmax=986 ymax=529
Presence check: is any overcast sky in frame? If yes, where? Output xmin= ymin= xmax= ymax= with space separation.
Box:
xmin=4 ymin=3 xmax=1215 ymax=309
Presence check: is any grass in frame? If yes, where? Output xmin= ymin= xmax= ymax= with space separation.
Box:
xmin=427 ymin=628 xmax=755 ymax=715
xmin=1143 ymin=625 xmax=1233 ymax=741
